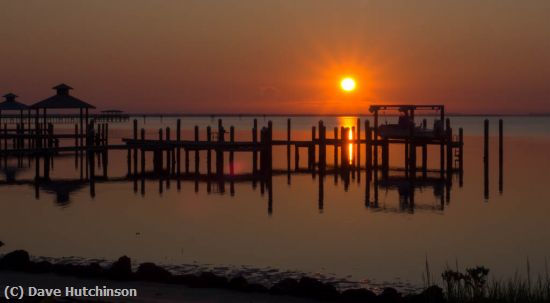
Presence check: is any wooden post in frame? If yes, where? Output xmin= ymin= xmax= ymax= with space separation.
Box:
xmin=34 ymin=122 xmax=40 ymax=180
xmin=103 ymin=124 xmax=108 ymax=178
xmin=3 ymin=123 xmax=6 ymax=152
xmin=96 ymin=124 xmax=101 ymax=169
xmin=373 ymin=111 xmax=379 ymax=169
xmin=365 ymin=120 xmax=371 ymax=172
xmin=74 ymin=124 xmax=78 ymax=168
xmin=253 ymin=118 xmax=258 ymax=174
xmin=88 ymin=120 xmax=96 ymax=192
xmin=333 ymin=127 xmax=338 ymax=170
xmin=404 ymin=133 xmax=409 ymax=176
xmin=49 ymin=123 xmax=55 ymax=168
xmin=194 ymin=125 xmax=199 ymax=175
xmin=381 ymin=139 xmax=389 ymax=173
xmin=484 ymin=119 xmax=489 ymax=200
xmin=216 ymin=122 xmax=225 ymax=176
xmin=43 ymin=124 xmax=52 ymax=180
xmin=340 ymin=126 xmax=346 ymax=168
xmin=319 ymin=121 xmax=326 ymax=169
xmin=176 ymin=119 xmax=181 ymax=178
xmin=229 ymin=126 xmax=235 ymax=175
xmin=260 ymin=127 xmax=266 ymax=173
xmin=287 ymin=118 xmax=291 ymax=174
xmin=268 ymin=121 xmax=273 ymax=172
xmin=355 ymin=118 xmax=361 ymax=171
xmin=351 ymin=126 xmax=356 ymax=174
xmin=498 ymin=119 xmax=503 ymax=193
xmin=77 ymin=110 xmax=83 ymax=180
xmin=309 ymin=126 xmax=316 ymax=170
xmin=446 ymin=118 xmax=452 ymax=175
xmin=158 ymin=128 xmax=164 ymax=174
xmin=410 ymin=120 xmax=417 ymax=177
xmin=356 ymin=118 xmax=361 ymax=170
xmin=207 ymin=126 xmax=212 ymax=175
xmin=0 ymin=122 xmax=2 ymax=170
xmin=185 ymin=146 xmax=190 ymax=174
xmin=440 ymin=117 xmax=445 ymax=177
xmin=294 ymin=145 xmax=300 ymax=171
xmin=133 ymin=120 xmax=138 ymax=177
xmin=166 ymin=127 xmax=171 ymax=176
xmin=422 ymin=144 xmax=428 ymax=177
xmin=342 ymin=127 xmax=350 ymax=189
xmin=459 ymin=127 xmax=464 ymax=173
xmin=458 ymin=127 xmax=464 ymax=187
xmin=140 ymin=128 xmax=145 ymax=179
xmin=42 ymin=109 xmax=47 ymax=145
xmin=126 ymin=119 xmax=132 ymax=179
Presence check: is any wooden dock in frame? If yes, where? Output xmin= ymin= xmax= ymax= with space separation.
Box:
xmin=0 ymin=112 xmax=129 ymax=124
xmin=0 ymin=114 xmax=465 ymax=183
xmin=0 ymin=108 xmax=486 ymax=215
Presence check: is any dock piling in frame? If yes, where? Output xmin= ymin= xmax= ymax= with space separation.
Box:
xmin=499 ymin=119 xmax=503 ymax=194
xmin=333 ymin=127 xmax=339 ymax=170
xmin=356 ymin=118 xmax=361 ymax=170
xmin=176 ymin=119 xmax=181 ymax=178
xmin=194 ymin=125 xmax=199 ymax=175
xmin=207 ymin=126 xmax=212 ymax=175
xmin=252 ymin=119 xmax=258 ymax=174
xmin=484 ymin=119 xmax=489 ymax=200
xmin=133 ymin=120 xmax=138 ymax=177
xmin=365 ymin=120 xmax=371 ymax=173
xmin=230 ymin=126 xmax=235 ymax=176
xmin=287 ymin=118 xmax=291 ymax=179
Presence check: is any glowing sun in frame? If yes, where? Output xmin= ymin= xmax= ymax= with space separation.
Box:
xmin=340 ymin=77 xmax=356 ymax=92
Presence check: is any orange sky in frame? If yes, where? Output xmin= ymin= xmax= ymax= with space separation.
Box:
xmin=1 ymin=0 xmax=549 ymax=114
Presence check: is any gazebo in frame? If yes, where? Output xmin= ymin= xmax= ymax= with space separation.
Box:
xmin=0 ymin=93 xmax=29 ymax=126
xmin=31 ymin=84 xmax=96 ymax=141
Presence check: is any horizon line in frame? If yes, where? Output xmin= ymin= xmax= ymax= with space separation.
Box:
xmin=122 ymin=112 xmax=550 ymax=117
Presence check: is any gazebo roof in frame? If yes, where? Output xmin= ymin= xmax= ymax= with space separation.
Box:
xmin=31 ymin=84 xmax=96 ymax=109
xmin=0 ymin=93 xmax=29 ymax=111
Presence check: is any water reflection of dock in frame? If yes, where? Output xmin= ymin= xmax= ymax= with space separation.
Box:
xmin=1 ymin=163 xmax=460 ymax=215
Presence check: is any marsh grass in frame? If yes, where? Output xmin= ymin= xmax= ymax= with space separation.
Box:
xmin=437 ymin=259 xmax=550 ymax=303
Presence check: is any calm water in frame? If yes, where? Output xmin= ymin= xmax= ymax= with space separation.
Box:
xmin=1 ymin=116 xmax=550 ymax=290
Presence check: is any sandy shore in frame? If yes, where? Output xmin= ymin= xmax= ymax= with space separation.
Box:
xmin=0 ymin=271 xmax=318 ymax=303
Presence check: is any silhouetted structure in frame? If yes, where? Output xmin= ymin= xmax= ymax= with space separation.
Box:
xmin=100 ymin=110 xmax=129 ymax=122
xmin=368 ymin=105 xmax=463 ymax=178
xmin=31 ymin=84 xmax=95 ymax=127
xmin=0 ymin=93 xmax=29 ymax=123
xmin=0 ymin=94 xmax=31 ymax=168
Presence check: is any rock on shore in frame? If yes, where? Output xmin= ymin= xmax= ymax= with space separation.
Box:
xmin=0 ymin=250 xmax=445 ymax=303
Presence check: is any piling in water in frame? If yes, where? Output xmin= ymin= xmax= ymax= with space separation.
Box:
xmin=484 ymin=119 xmax=489 ymax=200
xmin=499 ymin=119 xmax=503 ymax=194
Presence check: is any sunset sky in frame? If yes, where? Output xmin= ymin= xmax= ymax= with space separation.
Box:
xmin=1 ymin=0 xmax=549 ymax=114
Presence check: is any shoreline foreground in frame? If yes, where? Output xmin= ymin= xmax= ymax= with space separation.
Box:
xmin=0 ymin=250 xmax=443 ymax=303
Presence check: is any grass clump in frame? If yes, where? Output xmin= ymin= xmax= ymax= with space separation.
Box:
xmin=440 ymin=261 xmax=550 ymax=303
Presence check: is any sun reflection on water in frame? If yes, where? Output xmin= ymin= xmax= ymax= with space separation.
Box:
xmin=337 ymin=117 xmax=358 ymax=165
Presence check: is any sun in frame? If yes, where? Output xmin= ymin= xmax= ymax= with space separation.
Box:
xmin=340 ymin=77 xmax=356 ymax=92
